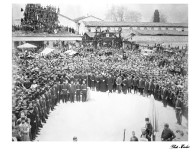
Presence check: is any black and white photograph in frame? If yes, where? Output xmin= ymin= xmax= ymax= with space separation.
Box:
xmin=11 ymin=2 xmax=189 ymax=143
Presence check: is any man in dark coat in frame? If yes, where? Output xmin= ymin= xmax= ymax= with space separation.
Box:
xmin=144 ymin=79 xmax=149 ymax=97
xmin=145 ymin=118 xmax=153 ymax=141
xmin=154 ymin=82 xmax=159 ymax=100
xmin=69 ymin=80 xmax=76 ymax=103
xmin=148 ymin=79 xmax=155 ymax=96
xmin=100 ymin=74 xmax=107 ymax=92
xmin=133 ymin=76 xmax=139 ymax=94
xmin=175 ymin=96 xmax=183 ymax=125
xmin=138 ymin=77 xmax=142 ymax=94
xmin=59 ymin=81 xmax=64 ymax=103
xmin=122 ymin=77 xmax=128 ymax=94
xmin=63 ymin=80 xmax=70 ymax=103
xmin=141 ymin=77 xmax=145 ymax=96
xmin=127 ymin=75 xmax=133 ymax=93
xmin=81 ymin=81 xmax=87 ymax=102
xmin=170 ymin=91 xmax=176 ymax=107
xmin=116 ymin=75 xmax=122 ymax=93
xmin=95 ymin=74 xmax=100 ymax=92
xmin=44 ymin=90 xmax=50 ymax=114
xmin=90 ymin=73 xmax=95 ymax=91
xmin=27 ymin=103 xmax=36 ymax=140
xmin=75 ymin=81 xmax=81 ymax=102
xmin=161 ymin=123 xmax=176 ymax=141
xmin=162 ymin=87 xmax=168 ymax=107
xmin=107 ymin=74 xmax=114 ymax=93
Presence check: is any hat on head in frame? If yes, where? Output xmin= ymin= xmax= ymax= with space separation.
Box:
xmin=145 ymin=118 xmax=149 ymax=121
xmin=164 ymin=123 xmax=169 ymax=128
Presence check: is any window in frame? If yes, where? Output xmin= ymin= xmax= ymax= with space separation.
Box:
xmin=140 ymin=27 xmax=144 ymax=30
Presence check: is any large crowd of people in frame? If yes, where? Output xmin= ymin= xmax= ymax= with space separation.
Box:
xmin=12 ymin=43 xmax=188 ymax=141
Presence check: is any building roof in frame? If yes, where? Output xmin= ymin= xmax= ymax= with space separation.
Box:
xmin=58 ymin=14 xmax=75 ymax=22
xmin=130 ymin=36 xmax=188 ymax=44
xmin=84 ymin=32 xmax=96 ymax=38
xmin=83 ymin=21 xmax=188 ymax=28
xmin=122 ymin=29 xmax=188 ymax=37
xmin=74 ymin=15 xmax=103 ymax=22
xmin=12 ymin=31 xmax=81 ymax=37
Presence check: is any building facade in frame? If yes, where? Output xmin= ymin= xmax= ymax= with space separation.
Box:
xmin=58 ymin=14 xmax=78 ymax=33
xmin=80 ymin=21 xmax=188 ymax=34
xmin=74 ymin=16 xmax=103 ymax=35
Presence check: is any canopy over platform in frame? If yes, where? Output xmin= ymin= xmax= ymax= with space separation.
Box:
xmin=65 ymin=49 xmax=78 ymax=56
xmin=17 ymin=43 xmax=37 ymax=49
xmin=40 ymin=47 xmax=54 ymax=56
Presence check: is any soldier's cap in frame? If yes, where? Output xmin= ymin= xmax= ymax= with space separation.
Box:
xmin=145 ymin=118 xmax=149 ymax=121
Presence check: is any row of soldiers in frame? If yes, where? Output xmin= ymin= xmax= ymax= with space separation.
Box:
xmin=13 ymin=77 xmax=88 ymax=141
xmin=87 ymin=73 xmax=183 ymax=108
xmin=87 ymin=72 xmax=184 ymax=125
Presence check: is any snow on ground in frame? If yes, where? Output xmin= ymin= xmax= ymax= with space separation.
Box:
xmin=36 ymin=90 xmax=188 ymax=141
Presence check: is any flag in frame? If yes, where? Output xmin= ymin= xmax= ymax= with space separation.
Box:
xmin=148 ymin=95 xmax=159 ymax=140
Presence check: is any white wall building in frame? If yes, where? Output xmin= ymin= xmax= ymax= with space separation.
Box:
xmin=75 ymin=15 xmax=103 ymax=35
xmin=58 ymin=14 xmax=78 ymax=33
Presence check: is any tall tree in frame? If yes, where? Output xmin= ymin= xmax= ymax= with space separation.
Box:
xmin=151 ymin=10 xmax=168 ymax=23
xmin=153 ymin=10 xmax=160 ymax=22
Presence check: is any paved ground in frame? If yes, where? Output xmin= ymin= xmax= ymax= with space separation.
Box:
xmin=35 ymin=90 xmax=188 ymax=141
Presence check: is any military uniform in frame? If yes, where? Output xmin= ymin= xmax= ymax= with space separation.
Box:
xmin=75 ymin=82 xmax=81 ymax=102
xmin=127 ymin=76 xmax=133 ymax=93
xmin=95 ymin=75 xmax=100 ymax=91
xmin=69 ymin=82 xmax=76 ymax=103
xmin=63 ymin=82 xmax=70 ymax=103
xmin=133 ymin=77 xmax=138 ymax=94
xmin=148 ymin=80 xmax=155 ymax=96
xmin=122 ymin=77 xmax=128 ymax=94
xmin=27 ymin=108 xmax=36 ymax=140
xmin=144 ymin=80 xmax=149 ymax=97
xmin=154 ymin=83 xmax=159 ymax=100
xmin=145 ymin=121 xmax=153 ymax=141
xmin=90 ymin=74 xmax=95 ymax=90
xmin=100 ymin=75 xmax=107 ymax=92
xmin=162 ymin=87 xmax=168 ymax=107
xmin=116 ymin=76 xmax=122 ymax=93
xmin=81 ymin=82 xmax=87 ymax=102
xmin=175 ymin=97 xmax=183 ymax=125
xmin=107 ymin=75 xmax=114 ymax=93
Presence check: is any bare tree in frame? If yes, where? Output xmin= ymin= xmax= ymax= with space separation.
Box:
xmin=160 ymin=12 xmax=168 ymax=23
xmin=105 ymin=5 xmax=118 ymax=21
xmin=124 ymin=11 xmax=142 ymax=22
xmin=105 ymin=5 xmax=142 ymax=22
xmin=116 ymin=6 xmax=126 ymax=21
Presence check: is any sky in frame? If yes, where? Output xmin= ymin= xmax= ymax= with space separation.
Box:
xmin=12 ymin=3 xmax=188 ymax=23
